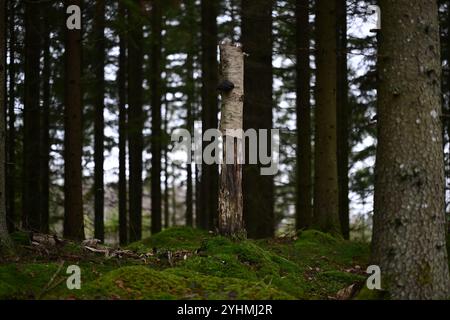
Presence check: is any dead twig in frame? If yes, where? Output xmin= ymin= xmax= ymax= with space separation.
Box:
xmin=37 ymin=260 xmax=65 ymax=299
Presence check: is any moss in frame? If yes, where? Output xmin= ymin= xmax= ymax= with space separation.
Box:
xmin=177 ymin=233 xmax=366 ymax=299
xmin=257 ymin=230 xmax=369 ymax=299
xmin=292 ymin=230 xmax=369 ymax=266
xmin=10 ymin=232 xmax=30 ymax=246
xmin=297 ymin=230 xmax=340 ymax=245
xmin=417 ymin=262 xmax=432 ymax=286
xmin=0 ymin=259 xmax=144 ymax=300
xmin=1 ymin=227 xmax=372 ymax=300
xmin=50 ymin=266 xmax=292 ymax=300
xmin=127 ymin=227 xmax=210 ymax=253
xmin=0 ymin=263 xmax=62 ymax=299
xmin=353 ymin=286 xmax=390 ymax=300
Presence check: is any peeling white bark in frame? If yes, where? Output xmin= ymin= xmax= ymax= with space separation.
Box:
xmin=218 ymin=41 xmax=245 ymax=236
xmin=219 ymin=42 xmax=244 ymax=139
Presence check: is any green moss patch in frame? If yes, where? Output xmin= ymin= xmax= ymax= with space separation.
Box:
xmin=127 ymin=227 xmax=210 ymax=253
xmin=0 ymin=227 xmax=370 ymax=300
xmin=55 ymin=266 xmax=292 ymax=300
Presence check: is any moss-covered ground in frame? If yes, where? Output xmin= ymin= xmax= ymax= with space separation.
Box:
xmin=0 ymin=227 xmax=370 ymax=300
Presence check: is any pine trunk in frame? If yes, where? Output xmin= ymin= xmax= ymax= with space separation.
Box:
xmin=372 ymin=0 xmax=450 ymax=299
xmin=150 ymin=0 xmax=162 ymax=235
xmin=171 ymin=179 xmax=177 ymax=226
xmin=64 ymin=0 xmax=85 ymax=241
xmin=40 ymin=8 xmax=51 ymax=234
xmin=163 ymin=94 xmax=170 ymax=229
xmin=23 ymin=0 xmax=42 ymax=231
xmin=242 ymin=0 xmax=274 ymax=239
xmin=0 ymin=0 xmax=11 ymax=248
xmin=185 ymin=1 xmax=195 ymax=227
xmin=6 ymin=0 xmax=15 ymax=232
xmin=118 ymin=0 xmax=128 ymax=245
xmin=199 ymin=0 xmax=219 ymax=230
xmin=185 ymin=68 xmax=193 ymax=227
xmin=93 ymin=0 xmax=105 ymax=242
xmin=127 ymin=0 xmax=144 ymax=242
xmin=313 ymin=0 xmax=340 ymax=234
xmin=295 ymin=0 xmax=312 ymax=230
xmin=336 ymin=0 xmax=349 ymax=239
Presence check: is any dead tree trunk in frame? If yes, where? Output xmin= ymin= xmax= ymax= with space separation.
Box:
xmin=218 ymin=41 xmax=245 ymax=237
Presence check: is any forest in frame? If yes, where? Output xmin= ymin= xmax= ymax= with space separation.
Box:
xmin=0 ymin=0 xmax=450 ymax=302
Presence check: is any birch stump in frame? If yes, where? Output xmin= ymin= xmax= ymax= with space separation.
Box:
xmin=218 ymin=41 xmax=245 ymax=237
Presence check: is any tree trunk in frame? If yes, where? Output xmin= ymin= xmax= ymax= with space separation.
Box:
xmin=6 ymin=0 xmax=15 ymax=232
xmin=199 ymin=0 xmax=219 ymax=230
xmin=171 ymin=179 xmax=177 ymax=226
xmin=118 ymin=0 xmax=128 ymax=245
xmin=23 ymin=0 xmax=42 ymax=231
xmin=336 ymin=0 xmax=349 ymax=240
xmin=93 ymin=0 xmax=105 ymax=242
xmin=185 ymin=0 xmax=195 ymax=227
xmin=40 ymin=6 xmax=51 ymax=234
xmin=446 ymin=0 xmax=450 ymax=227
xmin=127 ymin=0 xmax=144 ymax=242
xmin=295 ymin=0 xmax=312 ymax=230
xmin=242 ymin=0 xmax=274 ymax=239
xmin=64 ymin=0 xmax=85 ymax=241
xmin=150 ymin=0 xmax=162 ymax=235
xmin=0 ymin=0 xmax=12 ymax=248
xmin=218 ymin=41 xmax=245 ymax=237
xmin=312 ymin=0 xmax=340 ymax=235
xmin=372 ymin=0 xmax=450 ymax=299
xmin=163 ymin=104 xmax=169 ymax=229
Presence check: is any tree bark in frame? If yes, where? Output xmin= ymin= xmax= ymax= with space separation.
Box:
xmin=150 ymin=0 xmax=162 ymax=235
xmin=127 ymin=0 xmax=144 ymax=242
xmin=185 ymin=0 xmax=195 ymax=228
xmin=163 ymin=99 xmax=169 ymax=229
xmin=312 ymin=0 xmax=340 ymax=235
xmin=118 ymin=0 xmax=128 ymax=245
xmin=185 ymin=70 xmax=194 ymax=227
xmin=372 ymin=0 xmax=450 ymax=299
xmin=64 ymin=0 xmax=85 ymax=241
xmin=199 ymin=0 xmax=219 ymax=231
xmin=446 ymin=0 xmax=450 ymax=227
xmin=23 ymin=0 xmax=42 ymax=231
xmin=0 ymin=0 xmax=12 ymax=248
xmin=40 ymin=6 xmax=51 ymax=234
xmin=242 ymin=0 xmax=274 ymax=239
xmin=336 ymin=0 xmax=349 ymax=239
xmin=295 ymin=0 xmax=312 ymax=231
xmin=171 ymin=178 xmax=177 ymax=226
xmin=218 ymin=41 xmax=245 ymax=237
xmin=93 ymin=0 xmax=105 ymax=242
xmin=6 ymin=0 xmax=15 ymax=232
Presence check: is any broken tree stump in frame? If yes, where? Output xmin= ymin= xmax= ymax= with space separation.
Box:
xmin=217 ymin=40 xmax=245 ymax=237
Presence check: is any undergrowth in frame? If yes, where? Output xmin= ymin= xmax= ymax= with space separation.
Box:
xmin=0 ymin=227 xmax=369 ymax=300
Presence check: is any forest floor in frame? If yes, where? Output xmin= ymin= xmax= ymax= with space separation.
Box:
xmin=0 ymin=227 xmax=371 ymax=300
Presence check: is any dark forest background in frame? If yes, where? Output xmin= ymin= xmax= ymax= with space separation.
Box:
xmin=2 ymin=0 xmax=450 ymax=243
